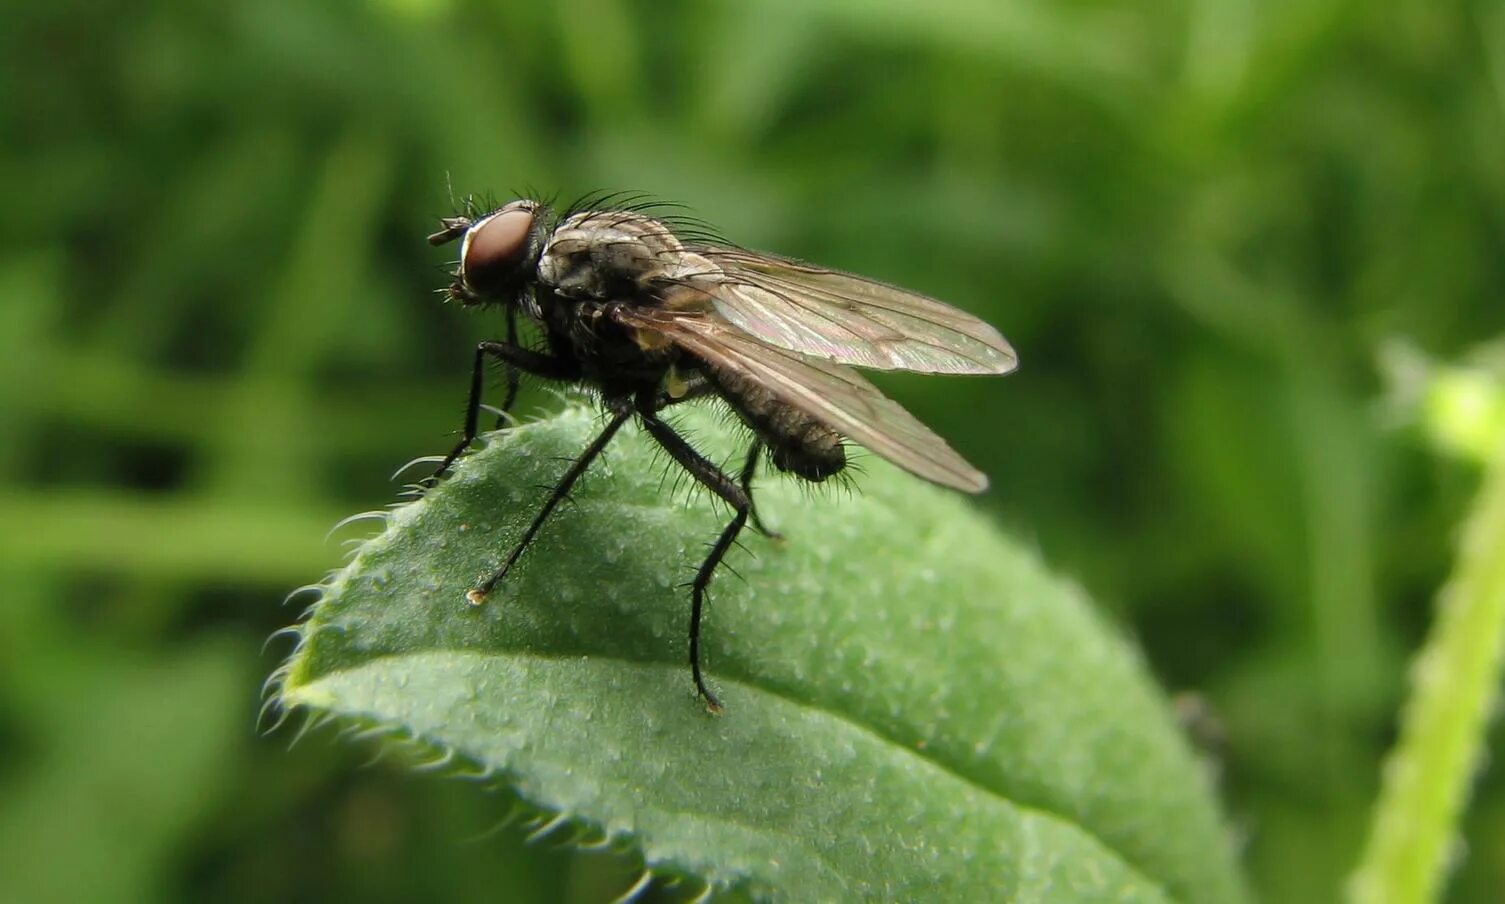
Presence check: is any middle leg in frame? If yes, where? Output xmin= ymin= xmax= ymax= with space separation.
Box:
xmin=654 ymin=384 xmax=778 ymax=539
xmin=636 ymin=405 xmax=750 ymax=711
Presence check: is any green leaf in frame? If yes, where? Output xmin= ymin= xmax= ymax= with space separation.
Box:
xmin=275 ymin=403 xmax=1247 ymax=902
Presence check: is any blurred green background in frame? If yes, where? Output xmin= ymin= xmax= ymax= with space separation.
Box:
xmin=2 ymin=0 xmax=1502 ymax=900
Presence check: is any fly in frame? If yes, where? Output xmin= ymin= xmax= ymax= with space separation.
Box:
xmin=425 ymin=193 xmax=1018 ymax=710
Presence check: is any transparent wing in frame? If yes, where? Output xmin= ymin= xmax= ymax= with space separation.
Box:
xmin=663 ymin=247 xmax=1018 ymax=375
xmin=615 ymin=308 xmax=988 ymax=493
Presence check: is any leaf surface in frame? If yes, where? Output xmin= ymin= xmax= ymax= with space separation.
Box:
xmin=278 ymin=404 xmax=1247 ymax=902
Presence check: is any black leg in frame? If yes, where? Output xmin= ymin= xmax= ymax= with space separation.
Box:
xmin=427 ymin=339 xmax=580 ymax=486
xmin=467 ymin=408 xmax=631 ymax=604
xmin=738 ymin=440 xmax=782 ymax=540
xmin=493 ymin=309 xmax=521 ymax=430
xmin=637 ymin=406 xmax=750 ymax=712
xmin=653 ymin=380 xmax=777 ymax=538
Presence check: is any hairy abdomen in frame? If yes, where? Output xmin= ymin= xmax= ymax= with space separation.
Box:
xmin=701 ymin=365 xmax=846 ymax=481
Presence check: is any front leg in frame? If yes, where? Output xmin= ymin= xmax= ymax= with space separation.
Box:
xmin=466 ymin=404 xmax=632 ymax=604
xmin=427 ymin=339 xmax=581 ymax=486
xmin=493 ymin=308 xmax=522 ymax=430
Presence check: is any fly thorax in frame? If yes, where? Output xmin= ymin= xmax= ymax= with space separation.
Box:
xmin=539 ymin=211 xmax=686 ymax=301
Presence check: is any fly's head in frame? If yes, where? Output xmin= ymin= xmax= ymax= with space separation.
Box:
xmin=428 ymin=199 xmax=551 ymax=309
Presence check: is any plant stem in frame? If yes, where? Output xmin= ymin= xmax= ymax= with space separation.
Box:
xmin=1350 ymin=439 xmax=1505 ymax=903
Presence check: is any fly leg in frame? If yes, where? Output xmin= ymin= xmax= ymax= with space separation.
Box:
xmin=426 ymin=339 xmax=580 ymax=487
xmin=738 ymin=440 xmax=782 ymax=540
xmin=653 ymin=381 xmax=778 ymax=539
xmin=492 ymin=308 xmax=521 ymax=430
xmin=636 ymin=402 xmax=749 ymax=712
xmin=467 ymin=405 xmax=631 ymax=604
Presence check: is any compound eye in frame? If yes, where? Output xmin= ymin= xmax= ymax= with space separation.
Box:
xmin=461 ymin=205 xmax=535 ymax=294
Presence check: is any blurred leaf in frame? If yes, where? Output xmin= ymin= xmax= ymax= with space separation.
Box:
xmin=0 ymin=488 xmax=348 ymax=583
xmin=690 ymin=3 xmax=817 ymax=142
xmin=0 ymin=635 xmax=249 ymax=904
xmin=1167 ymin=351 xmax=1307 ymax=607
xmin=751 ymin=0 xmax=1151 ymax=103
xmin=553 ymin=0 xmax=643 ymax=122
xmin=278 ymin=404 xmax=1247 ymax=902
xmin=0 ymin=252 xmax=59 ymax=477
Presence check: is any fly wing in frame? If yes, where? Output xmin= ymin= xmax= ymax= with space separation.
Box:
xmin=666 ymin=247 xmax=1018 ymax=376
xmin=616 ymin=308 xmax=989 ymax=493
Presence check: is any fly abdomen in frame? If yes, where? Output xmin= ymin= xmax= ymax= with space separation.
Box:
xmin=700 ymin=364 xmax=846 ymax=482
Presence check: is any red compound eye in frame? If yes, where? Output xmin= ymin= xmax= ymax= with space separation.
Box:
xmin=462 ymin=205 xmax=535 ymax=295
